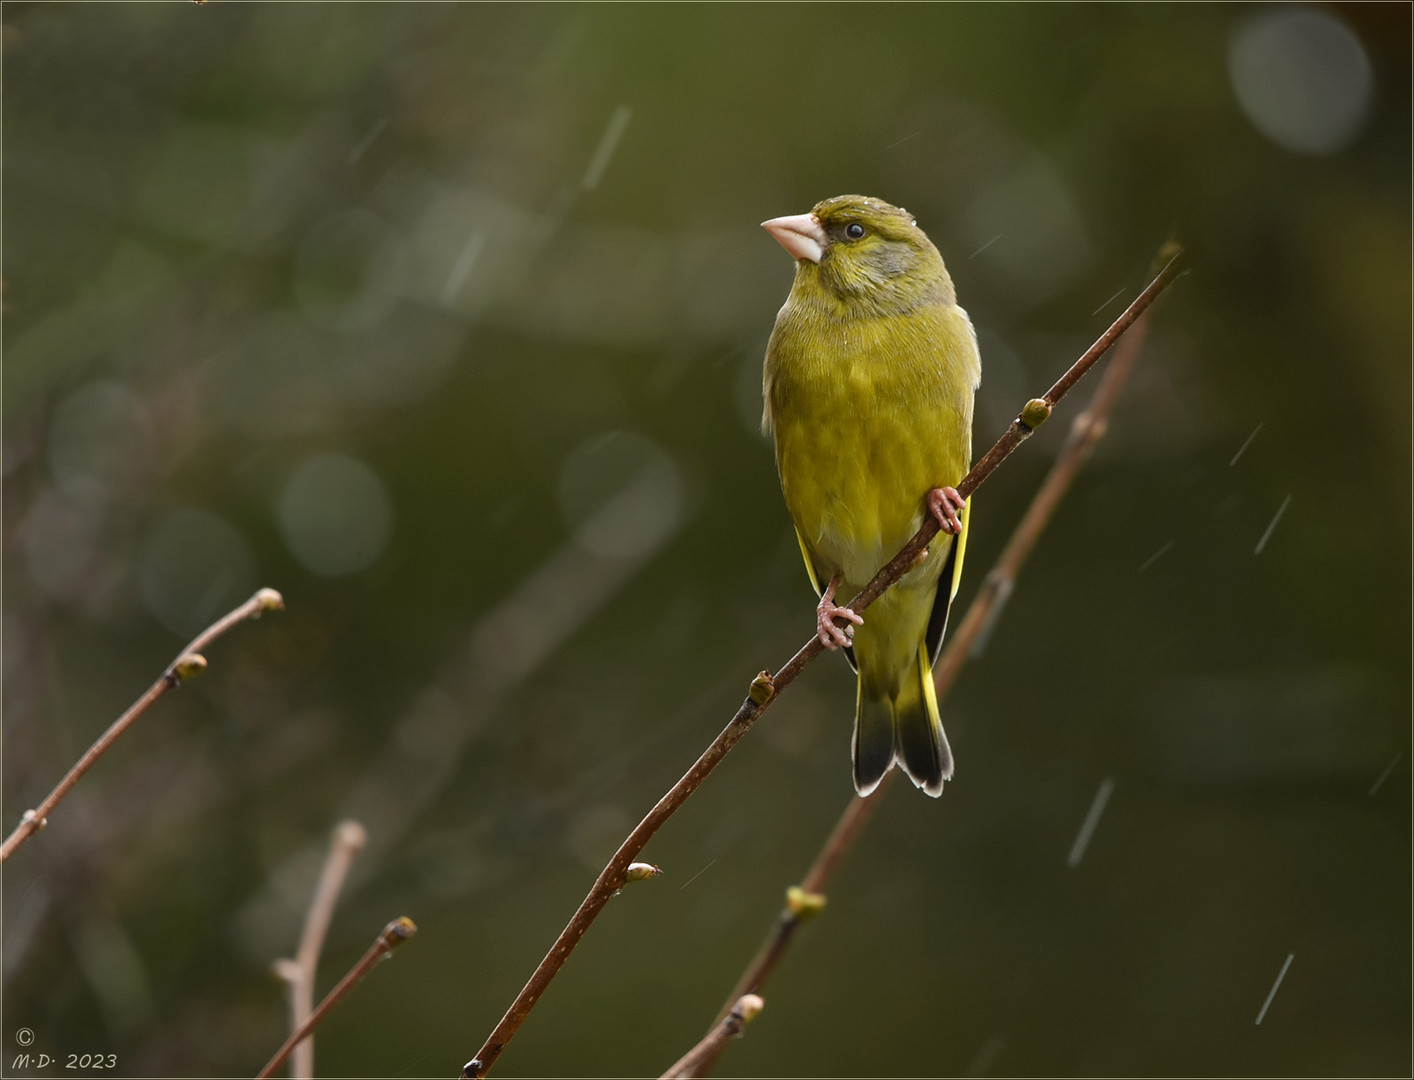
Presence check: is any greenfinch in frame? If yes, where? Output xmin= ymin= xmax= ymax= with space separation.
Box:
xmin=761 ymin=195 xmax=979 ymax=797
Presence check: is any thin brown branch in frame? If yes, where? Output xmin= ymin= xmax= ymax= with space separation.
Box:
xmin=689 ymin=262 xmax=1163 ymax=1078
xmin=256 ymin=917 xmax=417 ymax=1080
xmin=704 ymin=784 xmax=884 ymax=1036
xmin=1 ymin=587 xmax=285 ymax=862
xmin=272 ymin=821 xmax=368 ymax=1080
xmin=660 ymin=995 xmax=765 ymax=1080
xmin=458 ymin=249 xmax=1182 ymax=1079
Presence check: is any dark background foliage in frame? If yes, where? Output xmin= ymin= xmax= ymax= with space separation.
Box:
xmin=4 ymin=4 xmax=1409 ymax=1077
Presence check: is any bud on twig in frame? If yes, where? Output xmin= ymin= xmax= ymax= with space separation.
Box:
xmin=748 ymin=671 xmax=775 ymax=706
xmin=382 ymin=916 xmax=417 ymax=947
xmin=1020 ymin=398 xmax=1052 ymax=430
xmin=335 ymin=820 xmax=368 ymax=854
xmin=271 ymin=958 xmax=302 ymax=984
xmin=169 ymin=653 xmax=207 ymax=685
xmin=253 ymin=588 xmax=286 ymax=615
xmin=785 ymin=886 xmax=827 ymax=922
xmin=624 ymin=862 xmax=663 ymax=885
xmin=728 ymin=993 xmax=764 ymax=1030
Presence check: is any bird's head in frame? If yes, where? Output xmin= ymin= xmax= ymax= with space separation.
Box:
xmin=762 ymin=195 xmax=954 ymax=314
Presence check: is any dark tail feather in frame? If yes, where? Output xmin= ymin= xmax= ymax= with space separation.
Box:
xmin=852 ymin=684 xmax=895 ymax=797
xmin=894 ymin=643 xmax=953 ymax=797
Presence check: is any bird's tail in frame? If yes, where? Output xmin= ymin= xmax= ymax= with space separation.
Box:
xmin=852 ymin=642 xmax=953 ymax=798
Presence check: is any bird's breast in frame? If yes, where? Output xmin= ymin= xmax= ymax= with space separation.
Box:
xmin=765 ymin=305 xmax=975 ymax=591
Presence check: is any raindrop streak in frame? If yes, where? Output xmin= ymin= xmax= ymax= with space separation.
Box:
xmin=679 ymin=858 xmax=718 ymax=891
xmin=1255 ymin=953 xmax=1294 ymax=1025
xmin=1090 ymin=285 xmax=1126 ymax=317
xmin=968 ymin=234 xmax=1003 ymax=259
xmin=1368 ymin=753 xmax=1403 ymax=796
xmin=963 ymin=1035 xmax=1004 ymax=1078
xmin=442 ymin=230 xmax=487 ymax=305
xmin=1229 ymin=421 xmax=1264 ymax=466
xmin=1139 ymin=539 xmax=1174 ymax=572
xmin=1254 ymin=494 xmax=1292 ymax=555
xmin=1066 ymin=777 xmax=1114 ymax=868
xmin=883 ymin=129 xmax=923 ymax=150
xmin=348 ymin=118 xmax=388 ymax=165
xmin=581 ymin=105 xmax=632 ymax=191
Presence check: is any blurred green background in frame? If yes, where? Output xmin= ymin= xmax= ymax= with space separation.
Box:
xmin=4 ymin=4 xmax=1409 ymax=1077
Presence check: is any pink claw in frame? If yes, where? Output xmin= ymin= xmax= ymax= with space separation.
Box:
xmin=927 ymin=486 xmax=966 ymax=535
xmin=816 ymin=573 xmax=863 ymax=651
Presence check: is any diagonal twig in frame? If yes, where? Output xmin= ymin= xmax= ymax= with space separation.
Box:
xmin=256 ymin=917 xmax=417 ymax=1080
xmin=459 ymin=249 xmax=1182 ymax=1078
xmin=1 ymin=588 xmax=286 ymax=862
xmin=272 ymin=820 xmax=368 ymax=1080
xmin=685 ymin=255 xmax=1163 ymax=1078
xmin=660 ymin=995 xmax=764 ymax=1080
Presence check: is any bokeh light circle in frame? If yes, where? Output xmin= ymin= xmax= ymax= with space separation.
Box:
xmin=47 ymin=380 xmax=153 ymax=498
xmin=1229 ymin=10 xmax=1373 ymax=155
xmin=277 ymin=453 xmax=394 ymax=576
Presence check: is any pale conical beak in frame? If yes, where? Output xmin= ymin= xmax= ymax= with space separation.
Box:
xmin=761 ymin=212 xmax=827 ymax=264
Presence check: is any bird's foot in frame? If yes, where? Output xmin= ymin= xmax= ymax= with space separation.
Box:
xmin=816 ymin=573 xmax=862 ymax=650
xmin=927 ymin=486 xmax=966 ymax=535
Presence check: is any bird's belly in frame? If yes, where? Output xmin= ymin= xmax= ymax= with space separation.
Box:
xmin=777 ymin=394 xmax=944 ymax=591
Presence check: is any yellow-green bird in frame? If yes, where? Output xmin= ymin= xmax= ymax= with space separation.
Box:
xmin=761 ymin=195 xmax=980 ymax=797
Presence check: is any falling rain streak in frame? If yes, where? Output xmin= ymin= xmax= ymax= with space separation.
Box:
xmin=963 ymin=1035 xmax=1005 ymax=1078
xmin=679 ymin=859 xmax=718 ymax=891
xmin=581 ymin=105 xmax=633 ymax=191
xmin=1254 ymin=953 xmax=1294 ymax=1025
xmin=1253 ymin=494 xmax=1291 ymax=555
xmin=347 ymin=118 xmax=388 ymax=165
xmin=1139 ymin=539 xmax=1174 ymax=572
xmin=968 ymin=234 xmax=1002 ymax=259
xmin=1090 ymin=286 xmax=1126 ymax=316
xmin=883 ymin=129 xmax=923 ymax=150
xmin=1067 ymin=777 xmax=1114 ymax=868
xmin=1368 ymin=753 xmax=1402 ymax=796
xmin=1229 ymin=421 xmax=1264 ymax=466
xmin=442 ymin=230 xmax=487 ymax=305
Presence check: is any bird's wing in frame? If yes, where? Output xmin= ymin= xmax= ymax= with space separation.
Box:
xmin=794 ymin=526 xmax=825 ymax=597
xmin=925 ymin=497 xmax=970 ymax=664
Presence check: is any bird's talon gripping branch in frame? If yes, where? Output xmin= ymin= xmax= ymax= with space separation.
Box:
xmin=816 ymin=573 xmax=862 ymax=650
xmin=927 ymin=486 xmax=966 ymax=535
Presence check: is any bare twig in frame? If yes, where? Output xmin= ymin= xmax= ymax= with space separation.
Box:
xmin=272 ymin=821 xmax=368 ymax=1080
xmin=689 ymin=261 xmax=1162 ymax=1078
xmin=1 ymin=588 xmax=285 ymax=862
xmin=256 ymin=917 xmax=417 ymax=1080
xmin=660 ymin=995 xmax=764 ymax=1080
xmin=459 ymin=250 xmax=1182 ymax=1079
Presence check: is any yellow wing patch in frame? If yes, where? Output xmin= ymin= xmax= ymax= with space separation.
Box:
xmin=794 ymin=526 xmax=824 ymax=597
xmin=948 ymin=498 xmax=970 ymax=604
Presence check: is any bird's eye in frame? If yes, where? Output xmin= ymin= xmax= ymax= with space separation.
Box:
xmin=844 ymin=223 xmax=866 ymax=240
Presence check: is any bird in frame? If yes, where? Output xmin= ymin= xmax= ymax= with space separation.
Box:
xmin=760 ymin=194 xmax=980 ymax=797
